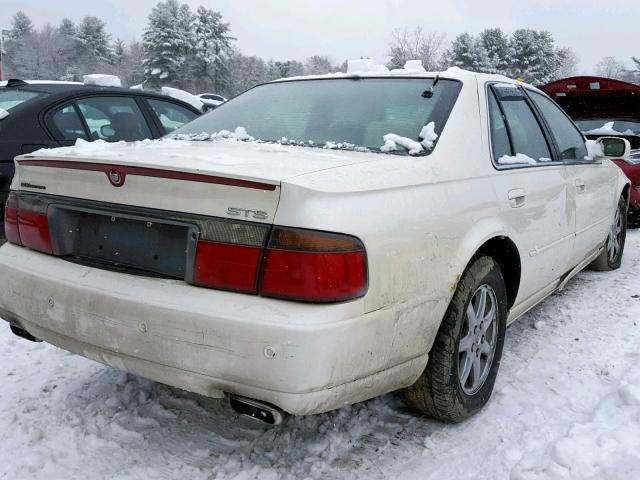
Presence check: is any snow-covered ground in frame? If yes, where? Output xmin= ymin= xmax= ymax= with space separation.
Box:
xmin=1 ymin=231 xmax=640 ymax=480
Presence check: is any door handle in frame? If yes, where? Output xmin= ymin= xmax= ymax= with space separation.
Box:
xmin=575 ymin=179 xmax=586 ymax=193
xmin=508 ymin=188 xmax=527 ymax=208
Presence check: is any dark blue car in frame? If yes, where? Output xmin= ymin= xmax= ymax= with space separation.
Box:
xmin=0 ymin=79 xmax=202 ymax=236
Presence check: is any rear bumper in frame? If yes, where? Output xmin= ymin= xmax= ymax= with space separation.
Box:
xmin=0 ymin=244 xmax=434 ymax=415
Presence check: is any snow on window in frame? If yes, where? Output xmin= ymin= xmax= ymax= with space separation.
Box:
xmin=379 ymin=122 xmax=437 ymax=155
xmin=160 ymin=87 xmax=204 ymax=111
xmin=380 ymin=133 xmax=424 ymax=155
xmin=419 ymin=122 xmax=438 ymax=149
xmin=0 ymin=108 xmax=9 ymax=120
xmin=83 ymin=74 xmax=122 ymax=88
xmin=130 ymin=84 xmax=144 ymax=90
xmin=497 ymin=153 xmax=539 ymax=165
xmin=233 ymin=126 xmax=254 ymax=141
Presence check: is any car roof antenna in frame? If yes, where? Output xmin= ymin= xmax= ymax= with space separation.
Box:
xmin=422 ymin=73 xmax=441 ymax=98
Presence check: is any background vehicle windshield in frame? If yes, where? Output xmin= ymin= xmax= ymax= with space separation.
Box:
xmin=576 ymin=119 xmax=640 ymax=135
xmin=0 ymin=89 xmax=45 ymax=111
xmin=174 ymin=78 xmax=461 ymax=152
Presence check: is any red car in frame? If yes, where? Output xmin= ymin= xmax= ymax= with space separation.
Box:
xmin=540 ymin=76 xmax=640 ymax=227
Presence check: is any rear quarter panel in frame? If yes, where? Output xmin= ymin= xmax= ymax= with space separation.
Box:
xmin=276 ymin=76 xmax=506 ymax=354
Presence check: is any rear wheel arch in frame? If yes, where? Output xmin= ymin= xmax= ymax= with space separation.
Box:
xmin=472 ymin=236 xmax=521 ymax=310
xmin=622 ymin=183 xmax=630 ymax=205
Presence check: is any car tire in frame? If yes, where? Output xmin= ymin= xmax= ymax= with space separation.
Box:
xmin=400 ymin=256 xmax=508 ymax=422
xmin=588 ymin=195 xmax=627 ymax=271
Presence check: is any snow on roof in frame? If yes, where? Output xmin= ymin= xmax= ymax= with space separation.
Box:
xmin=161 ymin=86 xmax=204 ymax=111
xmin=83 ymin=74 xmax=122 ymax=88
xmin=0 ymin=108 xmax=9 ymax=120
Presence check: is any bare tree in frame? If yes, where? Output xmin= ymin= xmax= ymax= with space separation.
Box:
xmin=554 ymin=48 xmax=579 ymax=79
xmin=388 ymin=27 xmax=447 ymax=71
xmin=595 ymin=56 xmax=627 ymax=80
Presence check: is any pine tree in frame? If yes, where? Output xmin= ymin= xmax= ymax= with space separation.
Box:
xmin=448 ymin=33 xmax=490 ymax=72
xmin=58 ymin=18 xmax=76 ymax=37
xmin=56 ymin=18 xmax=82 ymax=80
xmin=142 ymin=0 xmax=194 ymax=89
xmin=76 ymin=16 xmax=114 ymax=65
xmin=10 ymin=11 xmax=34 ymax=39
xmin=192 ymin=6 xmax=234 ymax=93
xmin=480 ymin=28 xmax=509 ymax=74
xmin=508 ymin=29 xmax=559 ymax=85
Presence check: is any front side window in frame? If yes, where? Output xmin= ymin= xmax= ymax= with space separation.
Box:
xmin=489 ymin=84 xmax=552 ymax=166
xmin=528 ymin=91 xmax=588 ymax=161
xmin=49 ymin=104 xmax=88 ymax=141
xmin=174 ymin=78 xmax=462 ymax=154
xmin=76 ymin=97 xmax=152 ymax=142
xmin=147 ymin=99 xmax=198 ymax=134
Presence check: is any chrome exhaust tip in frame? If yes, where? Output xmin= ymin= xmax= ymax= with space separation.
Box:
xmin=229 ymin=395 xmax=284 ymax=426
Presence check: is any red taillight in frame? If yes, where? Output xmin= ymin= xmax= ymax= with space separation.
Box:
xmin=191 ymin=225 xmax=368 ymax=302
xmin=4 ymin=192 xmax=52 ymax=253
xmin=259 ymin=227 xmax=368 ymax=302
xmin=4 ymin=192 xmax=21 ymax=245
xmin=17 ymin=210 xmax=52 ymax=253
xmin=193 ymin=241 xmax=263 ymax=293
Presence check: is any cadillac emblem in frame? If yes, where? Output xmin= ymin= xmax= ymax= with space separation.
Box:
xmin=107 ymin=169 xmax=125 ymax=187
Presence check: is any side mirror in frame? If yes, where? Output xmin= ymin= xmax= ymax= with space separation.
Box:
xmin=100 ymin=124 xmax=116 ymax=138
xmin=597 ymin=137 xmax=630 ymax=159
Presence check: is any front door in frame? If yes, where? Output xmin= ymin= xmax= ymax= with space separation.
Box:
xmin=526 ymin=90 xmax=614 ymax=267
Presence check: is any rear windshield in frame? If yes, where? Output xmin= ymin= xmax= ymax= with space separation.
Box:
xmin=0 ymin=89 xmax=45 ymax=111
xmin=174 ymin=78 xmax=462 ymax=154
xmin=576 ymin=119 xmax=640 ymax=135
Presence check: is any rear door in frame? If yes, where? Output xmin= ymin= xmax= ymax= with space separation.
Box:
xmin=487 ymin=83 xmax=574 ymax=303
xmin=526 ymin=89 xmax=615 ymax=268
xmin=45 ymin=95 xmax=158 ymax=144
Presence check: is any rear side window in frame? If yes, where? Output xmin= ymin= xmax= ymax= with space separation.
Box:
xmin=489 ymin=84 xmax=552 ymax=165
xmin=76 ymin=97 xmax=152 ymax=142
xmin=527 ymin=91 xmax=588 ymax=161
xmin=0 ymin=89 xmax=44 ymax=111
xmin=147 ymin=99 xmax=198 ymax=134
xmin=49 ymin=105 xmax=88 ymax=141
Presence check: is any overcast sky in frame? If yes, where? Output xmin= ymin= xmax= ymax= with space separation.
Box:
xmin=1 ymin=0 xmax=638 ymax=73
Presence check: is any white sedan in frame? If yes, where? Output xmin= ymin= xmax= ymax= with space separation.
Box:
xmin=0 ymin=63 xmax=631 ymax=424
